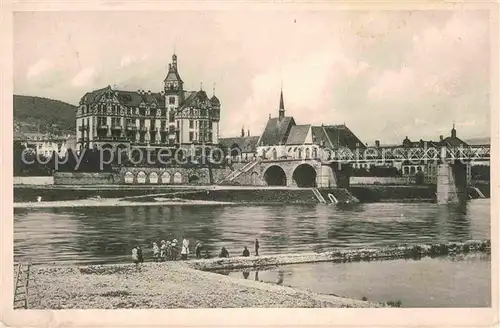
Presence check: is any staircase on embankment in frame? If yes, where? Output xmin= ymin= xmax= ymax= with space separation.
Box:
xmin=311 ymin=188 xmax=327 ymax=203
xmin=470 ymin=186 xmax=486 ymax=199
xmin=317 ymin=188 xmax=360 ymax=204
xmin=217 ymin=159 xmax=261 ymax=185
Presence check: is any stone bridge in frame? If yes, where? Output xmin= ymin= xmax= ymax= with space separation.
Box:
xmin=227 ymin=159 xmax=350 ymax=189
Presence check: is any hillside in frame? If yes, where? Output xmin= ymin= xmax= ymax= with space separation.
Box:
xmin=13 ymin=95 xmax=77 ymax=135
xmin=464 ymin=137 xmax=491 ymax=145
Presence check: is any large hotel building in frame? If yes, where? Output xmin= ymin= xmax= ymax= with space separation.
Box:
xmin=75 ymin=53 xmax=220 ymax=151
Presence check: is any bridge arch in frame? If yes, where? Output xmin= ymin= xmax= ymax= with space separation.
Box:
xmin=263 ymin=165 xmax=287 ymax=186
xmin=292 ymin=163 xmax=317 ymax=187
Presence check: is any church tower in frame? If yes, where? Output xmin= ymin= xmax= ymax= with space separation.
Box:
xmin=164 ymin=53 xmax=184 ymax=106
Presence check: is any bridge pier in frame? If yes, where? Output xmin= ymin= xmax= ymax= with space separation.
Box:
xmin=436 ymin=161 xmax=469 ymax=204
xmin=318 ymin=163 xmax=350 ymax=189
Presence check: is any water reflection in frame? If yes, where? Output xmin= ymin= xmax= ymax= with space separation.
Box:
xmin=14 ymin=199 xmax=490 ymax=265
xmin=226 ymin=254 xmax=491 ymax=308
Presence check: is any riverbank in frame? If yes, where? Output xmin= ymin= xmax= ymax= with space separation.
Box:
xmin=14 ymin=198 xmax=233 ymax=209
xmin=25 ymin=262 xmax=379 ymax=309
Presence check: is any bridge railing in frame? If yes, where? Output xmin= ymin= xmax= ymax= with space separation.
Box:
xmin=324 ymin=144 xmax=490 ymax=163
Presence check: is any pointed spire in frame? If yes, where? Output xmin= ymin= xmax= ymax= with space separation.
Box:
xmin=451 ymin=121 xmax=457 ymax=138
xmin=247 ymin=129 xmax=250 ymax=137
xmin=200 ymin=82 xmax=203 ymax=91
xmin=213 ymin=82 xmax=216 ymax=97
xmin=241 ymin=126 xmax=245 ymax=137
xmin=278 ymin=84 xmax=285 ymax=120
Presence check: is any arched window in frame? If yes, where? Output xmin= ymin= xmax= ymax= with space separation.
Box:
xmin=173 ymin=172 xmax=182 ymax=184
xmin=312 ymin=148 xmax=317 ymax=159
xmin=305 ymin=148 xmax=310 ymax=159
xmin=124 ymin=172 xmax=134 ymax=184
xmin=149 ymin=172 xmax=159 ymax=184
xmin=272 ymin=148 xmax=277 ymax=160
xmin=410 ymin=166 xmax=416 ymax=174
xmin=298 ymin=148 xmax=302 ymax=159
xmin=161 ymin=172 xmax=171 ymax=184
xmin=403 ymin=166 xmax=409 ymax=175
xmin=137 ymin=171 xmax=146 ymax=184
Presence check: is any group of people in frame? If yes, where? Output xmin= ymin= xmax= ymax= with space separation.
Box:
xmin=151 ymin=237 xmax=194 ymax=262
xmin=131 ymin=237 xmax=261 ymax=268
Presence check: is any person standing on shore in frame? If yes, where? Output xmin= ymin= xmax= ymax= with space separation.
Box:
xmin=254 ymin=238 xmax=260 ymax=256
xmin=219 ymin=246 xmax=229 ymax=258
xmin=137 ymin=246 xmax=144 ymax=269
xmin=160 ymin=240 xmax=167 ymax=261
xmin=195 ymin=241 xmax=203 ymax=259
xmin=166 ymin=241 xmax=172 ymax=260
xmin=181 ymin=237 xmax=190 ymax=260
xmin=132 ymin=246 xmax=139 ymax=269
xmin=153 ymin=242 xmax=160 ymax=262
xmin=171 ymin=239 xmax=178 ymax=260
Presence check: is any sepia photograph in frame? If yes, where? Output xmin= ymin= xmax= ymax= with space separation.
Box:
xmin=3 ymin=2 xmax=498 ymax=324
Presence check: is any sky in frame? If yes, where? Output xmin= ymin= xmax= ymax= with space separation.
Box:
xmin=14 ymin=10 xmax=491 ymax=144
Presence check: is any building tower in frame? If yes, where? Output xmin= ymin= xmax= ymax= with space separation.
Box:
xmin=164 ymin=53 xmax=184 ymax=144
xmin=164 ymin=53 xmax=184 ymax=105
xmin=279 ymin=87 xmax=285 ymax=120
xmin=451 ymin=123 xmax=457 ymax=138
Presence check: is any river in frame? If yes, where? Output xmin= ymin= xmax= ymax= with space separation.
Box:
xmin=14 ymin=198 xmax=491 ymax=307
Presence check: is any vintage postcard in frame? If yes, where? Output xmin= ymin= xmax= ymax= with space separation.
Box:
xmin=1 ymin=0 xmax=499 ymax=327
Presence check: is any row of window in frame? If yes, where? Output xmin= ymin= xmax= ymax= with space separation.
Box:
xmin=266 ymin=147 xmax=318 ymax=160
xmin=189 ymin=120 xmax=213 ymax=129
xmin=189 ymin=132 xmax=213 ymax=142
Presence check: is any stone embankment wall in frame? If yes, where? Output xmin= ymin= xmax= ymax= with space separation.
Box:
xmin=53 ymin=167 xmax=233 ymax=186
xmin=350 ymin=185 xmax=436 ymax=202
xmin=350 ymin=177 xmax=410 ymax=185
xmin=187 ymin=240 xmax=490 ymax=271
xmin=14 ymin=176 xmax=54 ymax=185
xmin=54 ymin=172 xmax=115 ymax=185
xmin=140 ymin=188 xmax=320 ymax=204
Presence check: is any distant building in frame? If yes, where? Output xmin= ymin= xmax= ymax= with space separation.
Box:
xmin=400 ymin=124 xmax=471 ymax=184
xmin=219 ymin=128 xmax=259 ymax=162
xmin=75 ymin=53 xmax=221 ymax=151
xmin=14 ymin=132 xmax=73 ymax=158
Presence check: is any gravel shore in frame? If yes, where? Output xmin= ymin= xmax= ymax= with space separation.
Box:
xmin=25 ymin=262 xmax=379 ymax=309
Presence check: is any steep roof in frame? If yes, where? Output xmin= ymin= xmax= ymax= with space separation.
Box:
xmin=178 ymin=90 xmax=209 ymax=110
xmin=285 ymin=124 xmax=311 ymax=145
xmin=258 ymin=116 xmax=296 ymax=146
xmin=321 ymin=124 xmax=366 ymax=149
xmin=441 ymin=136 xmax=468 ymax=147
xmin=164 ymin=65 xmax=183 ymax=83
xmin=210 ymin=95 xmax=220 ymax=105
xmin=219 ymin=136 xmax=260 ymax=153
xmin=311 ymin=126 xmax=333 ymax=148
xmin=82 ymin=86 xmax=165 ymax=107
